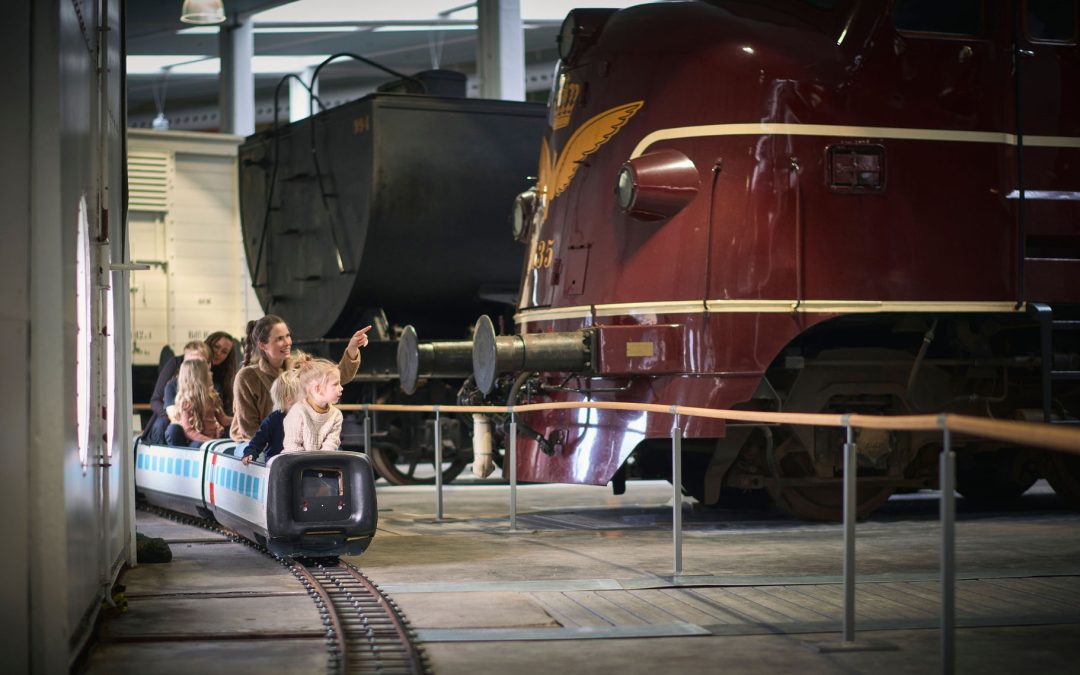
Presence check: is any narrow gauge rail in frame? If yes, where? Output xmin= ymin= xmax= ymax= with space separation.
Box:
xmin=136 ymin=504 xmax=430 ymax=675
xmin=296 ymin=560 xmax=428 ymax=675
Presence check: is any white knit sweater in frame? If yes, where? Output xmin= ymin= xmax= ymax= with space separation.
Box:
xmin=282 ymin=401 xmax=343 ymax=453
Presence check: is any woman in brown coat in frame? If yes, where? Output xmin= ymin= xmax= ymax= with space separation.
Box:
xmin=229 ymin=314 xmax=370 ymax=442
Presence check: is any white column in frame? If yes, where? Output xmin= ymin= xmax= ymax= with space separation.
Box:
xmin=289 ymin=66 xmax=318 ymax=122
xmin=477 ymin=0 xmax=525 ymax=101
xmin=219 ymin=17 xmax=255 ymax=136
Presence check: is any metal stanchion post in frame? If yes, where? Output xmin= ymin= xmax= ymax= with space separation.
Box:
xmin=434 ymin=407 xmax=443 ymax=521
xmin=509 ymin=410 xmax=517 ymax=530
xmin=671 ymin=420 xmax=683 ymax=576
xmin=809 ymin=421 xmax=894 ymax=653
xmin=362 ymin=405 xmax=371 ymax=457
xmin=843 ymin=422 xmax=857 ymax=643
xmin=941 ymin=425 xmax=956 ymax=675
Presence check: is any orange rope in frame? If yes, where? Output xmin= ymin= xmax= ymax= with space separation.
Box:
xmin=335 ymin=401 xmax=1080 ymax=455
xmin=128 ymin=399 xmax=1074 ymax=450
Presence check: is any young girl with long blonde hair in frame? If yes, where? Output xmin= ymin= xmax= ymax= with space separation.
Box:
xmin=172 ymin=359 xmax=233 ymax=444
xmin=282 ymin=358 xmax=343 ymax=454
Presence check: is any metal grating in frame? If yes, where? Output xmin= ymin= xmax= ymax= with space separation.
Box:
xmin=128 ymin=150 xmax=171 ymax=212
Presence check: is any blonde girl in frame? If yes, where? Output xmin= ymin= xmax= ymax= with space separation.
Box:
xmin=282 ymin=359 xmax=343 ymax=454
xmin=241 ymin=369 xmax=301 ymax=465
xmin=173 ymin=359 xmax=232 ymax=444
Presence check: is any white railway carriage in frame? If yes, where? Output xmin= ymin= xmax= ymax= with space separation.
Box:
xmin=135 ymin=440 xmax=378 ymax=558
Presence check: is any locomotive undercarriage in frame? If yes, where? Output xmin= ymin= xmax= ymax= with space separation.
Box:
xmin=696 ymin=314 xmax=1080 ymax=520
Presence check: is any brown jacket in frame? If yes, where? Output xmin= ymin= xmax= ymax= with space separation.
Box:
xmin=229 ymin=350 xmax=359 ymax=442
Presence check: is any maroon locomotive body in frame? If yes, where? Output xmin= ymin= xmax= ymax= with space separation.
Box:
xmin=400 ymin=0 xmax=1080 ymax=519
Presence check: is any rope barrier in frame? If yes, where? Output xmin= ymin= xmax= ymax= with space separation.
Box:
xmin=335 ymin=402 xmax=1080 ymax=455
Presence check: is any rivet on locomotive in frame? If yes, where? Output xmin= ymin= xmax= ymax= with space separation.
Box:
xmin=404 ymin=0 xmax=1080 ymax=520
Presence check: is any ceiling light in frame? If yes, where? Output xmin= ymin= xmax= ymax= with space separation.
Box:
xmin=181 ymin=0 xmax=226 ymax=25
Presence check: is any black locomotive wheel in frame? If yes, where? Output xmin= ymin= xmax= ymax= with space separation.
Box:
xmin=368 ymin=441 xmax=468 ymax=486
xmin=1044 ymin=451 xmax=1080 ymax=507
xmin=767 ymin=438 xmax=895 ymax=522
xmin=955 ymin=447 xmax=1039 ymax=507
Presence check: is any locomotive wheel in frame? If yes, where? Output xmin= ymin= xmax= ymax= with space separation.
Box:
xmin=1044 ymin=451 xmax=1080 ymax=507
xmin=368 ymin=441 xmax=467 ymax=486
xmin=767 ymin=438 xmax=895 ymax=522
xmin=955 ymin=447 xmax=1038 ymax=507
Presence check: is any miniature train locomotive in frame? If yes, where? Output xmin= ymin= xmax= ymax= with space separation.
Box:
xmin=135 ymin=439 xmax=378 ymax=557
xmin=403 ymin=0 xmax=1080 ymax=519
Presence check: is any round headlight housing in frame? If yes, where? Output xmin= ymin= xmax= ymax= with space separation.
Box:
xmin=556 ymin=9 xmax=618 ymax=65
xmin=615 ymin=165 xmax=637 ymax=211
xmin=511 ymin=188 xmax=536 ymax=242
xmin=614 ymin=150 xmax=700 ymax=221
xmin=557 ymin=15 xmax=577 ymax=61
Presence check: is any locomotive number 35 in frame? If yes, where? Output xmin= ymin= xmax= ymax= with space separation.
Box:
xmin=532 ymin=239 xmax=555 ymax=269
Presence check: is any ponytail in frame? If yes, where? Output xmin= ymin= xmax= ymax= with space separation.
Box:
xmin=243 ymin=320 xmax=257 ymax=366
xmin=244 ymin=314 xmax=285 ymax=366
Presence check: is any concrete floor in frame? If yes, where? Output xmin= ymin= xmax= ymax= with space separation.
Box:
xmin=86 ymin=479 xmax=1080 ymax=674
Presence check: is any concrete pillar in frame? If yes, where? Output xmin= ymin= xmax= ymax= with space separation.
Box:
xmin=289 ymin=66 xmax=318 ymax=123
xmin=477 ymin=0 xmax=525 ymax=101
xmin=219 ymin=16 xmax=255 ymax=136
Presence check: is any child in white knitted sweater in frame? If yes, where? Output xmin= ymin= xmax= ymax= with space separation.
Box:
xmin=282 ymin=358 xmax=343 ymax=453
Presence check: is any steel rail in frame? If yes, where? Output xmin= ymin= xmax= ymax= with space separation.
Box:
xmin=135 ymin=504 xmax=429 ymax=675
xmin=299 ymin=560 xmax=428 ymax=675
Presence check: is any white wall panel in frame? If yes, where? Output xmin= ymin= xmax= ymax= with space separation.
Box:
xmin=128 ymin=131 xmax=263 ymax=366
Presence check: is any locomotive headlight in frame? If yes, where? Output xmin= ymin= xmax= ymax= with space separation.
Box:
xmin=615 ymin=165 xmax=637 ymax=210
xmin=557 ymin=16 xmax=578 ymax=60
xmin=511 ymin=187 xmax=536 ymax=242
xmin=557 ymin=9 xmax=618 ymax=64
xmin=615 ymin=149 xmax=700 ymax=220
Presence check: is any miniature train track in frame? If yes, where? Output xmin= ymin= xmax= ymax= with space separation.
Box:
xmin=293 ymin=559 xmax=428 ymax=674
xmin=137 ymin=504 xmax=430 ymax=675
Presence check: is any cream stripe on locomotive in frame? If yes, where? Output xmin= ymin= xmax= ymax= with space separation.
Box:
xmin=630 ymin=123 xmax=1080 ymax=159
xmin=515 ymin=300 xmax=1024 ymax=325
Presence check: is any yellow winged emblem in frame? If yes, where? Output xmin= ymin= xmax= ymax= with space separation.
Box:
xmin=536 ymin=100 xmax=644 ymax=223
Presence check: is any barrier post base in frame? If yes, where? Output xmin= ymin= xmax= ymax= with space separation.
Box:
xmin=805 ymin=637 xmax=898 ymax=653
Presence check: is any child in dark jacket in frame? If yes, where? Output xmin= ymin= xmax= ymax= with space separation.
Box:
xmin=241 ymin=369 xmax=300 ymax=465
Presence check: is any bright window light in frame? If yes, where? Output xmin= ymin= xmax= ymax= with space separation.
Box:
xmin=256 ymin=26 xmax=362 ymax=34
xmin=76 ymin=195 xmax=91 ymax=471
xmin=252 ymin=0 xmax=644 ymax=23
xmin=373 ymin=24 xmax=476 ymax=32
xmin=127 ymin=54 xmax=337 ymax=76
xmin=126 ymin=55 xmax=211 ymax=75
xmin=178 ymin=25 xmax=362 ymax=34
xmin=106 ymin=277 xmax=115 ymax=458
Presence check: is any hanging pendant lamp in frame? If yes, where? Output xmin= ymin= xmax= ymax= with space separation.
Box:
xmin=180 ymin=0 xmax=226 ymax=25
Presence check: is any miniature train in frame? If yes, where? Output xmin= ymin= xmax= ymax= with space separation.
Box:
xmin=402 ymin=0 xmax=1080 ymax=519
xmin=136 ymin=439 xmax=378 ymax=557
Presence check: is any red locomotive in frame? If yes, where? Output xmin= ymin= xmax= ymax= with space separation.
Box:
xmin=408 ymin=0 xmax=1080 ymax=519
